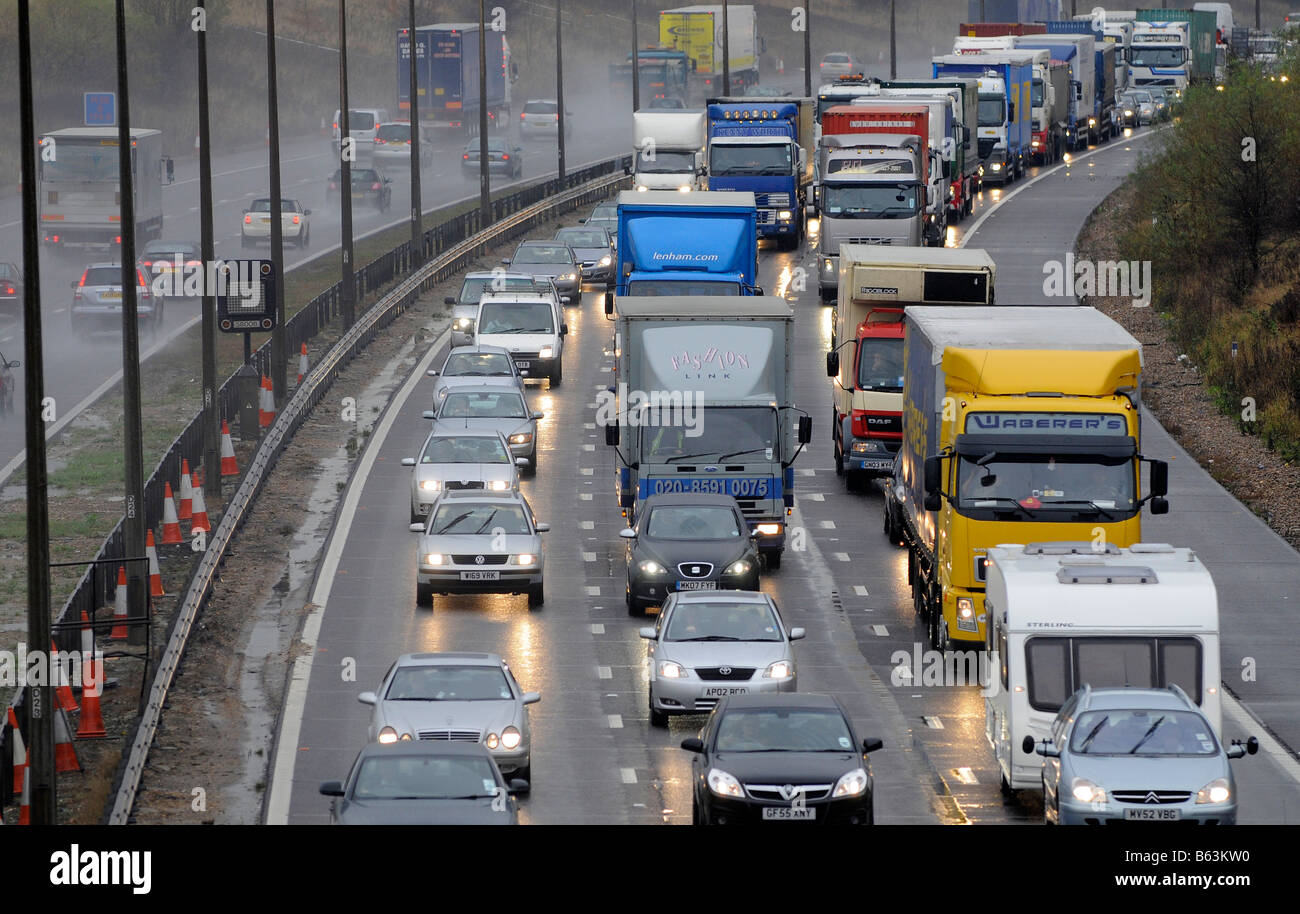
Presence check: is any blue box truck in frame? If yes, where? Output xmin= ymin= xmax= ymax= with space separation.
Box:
xmin=398 ymin=24 xmax=509 ymax=133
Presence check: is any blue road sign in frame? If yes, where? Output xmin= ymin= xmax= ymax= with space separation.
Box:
xmin=84 ymin=92 xmax=116 ymax=127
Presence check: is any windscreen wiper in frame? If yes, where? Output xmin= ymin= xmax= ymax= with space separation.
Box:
xmin=1041 ymin=499 xmax=1117 ymax=520
xmin=432 ymin=511 xmax=475 ymax=534
xmin=1128 ymin=716 xmax=1166 ymax=754
xmin=962 ymin=495 xmax=1036 ymax=518
xmin=664 ymin=451 xmax=723 ymax=464
xmin=1078 ymin=715 xmax=1109 ymax=753
xmin=717 ymin=447 xmax=770 ymax=462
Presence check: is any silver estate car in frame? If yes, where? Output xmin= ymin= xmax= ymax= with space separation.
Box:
xmin=427 ymin=344 xmax=528 ymax=406
xmin=503 ymin=241 xmax=581 ymax=301
xmin=640 ymin=590 xmax=804 ymax=727
xmin=401 ymin=427 xmax=526 ymax=524
xmin=410 ymin=489 xmax=549 ymax=607
xmin=425 ymin=386 xmax=544 ymax=473
xmin=1032 ymin=685 xmax=1258 ymax=826
xmin=359 ymin=652 xmax=540 ymax=782
xmin=71 ymin=263 xmax=161 ymax=336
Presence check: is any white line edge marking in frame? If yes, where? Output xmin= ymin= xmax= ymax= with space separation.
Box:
xmin=1222 ymin=690 xmax=1300 ymax=785
xmin=265 ymin=325 xmax=449 ymax=825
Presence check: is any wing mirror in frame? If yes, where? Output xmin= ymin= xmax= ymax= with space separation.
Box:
xmin=522 ymin=692 xmax=541 ymax=705
xmin=531 ymin=410 xmax=544 ymax=420
xmin=319 ymin=781 xmax=345 ymax=797
xmin=788 ymin=627 xmax=806 ymax=640
xmin=680 ymin=737 xmax=704 ymax=753
xmin=426 ymin=369 xmax=440 ymax=377
xmin=515 ymin=457 xmax=529 ymax=467
xmin=357 ymin=691 xmax=377 ymax=705
xmin=605 ymin=421 xmax=620 ymax=446
xmin=561 ymin=323 xmax=569 ymax=336
xmin=826 ymin=351 xmax=839 ymax=377
xmin=638 ymin=626 xmax=656 ymax=639
xmin=797 ymin=415 xmax=813 ymax=444
xmin=862 ymin=737 xmax=883 ymax=754
xmin=602 ymin=291 xmax=614 ymax=317
xmin=409 ymin=523 xmax=425 ymax=533
xmin=535 ymin=523 xmax=551 ymax=533
xmin=619 ymin=528 xmax=637 ymax=539
xmin=421 ymin=410 xmax=436 ymax=420
xmin=400 ymin=457 xmax=416 ymax=467
xmin=1226 ymin=736 xmax=1259 ymax=759
xmin=444 ymin=296 xmax=456 ymax=305
xmin=508 ymin=779 xmax=530 ymax=795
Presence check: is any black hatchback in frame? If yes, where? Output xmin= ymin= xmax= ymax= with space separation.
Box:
xmin=327 ymin=166 xmax=392 ymax=211
xmin=461 ymin=136 xmax=524 ymax=178
xmin=682 ymin=693 xmax=883 ymax=825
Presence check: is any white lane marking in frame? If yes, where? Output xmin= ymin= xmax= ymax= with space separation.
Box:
xmin=834 ymin=552 xmax=850 ymax=562
xmin=580 ymin=521 xmax=594 ymax=529
xmin=952 ymin=767 xmax=979 ymax=785
xmin=586 ymin=585 xmax=601 ymax=596
xmin=872 ymin=624 xmax=889 ymax=637
xmin=583 ymin=552 xmax=597 ymax=562
xmin=923 ymin=716 xmax=945 ymax=730
xmin=804 ymin=493 xmax=825 ymax=501
xmin=598 ymin=665 xmax=612 ymax=679
xmin=853 ymin=585 xmax=869 ymax=596
xmin=51 ymin=308 xmax=65 ymax=314
xmin=620 ymin=767 xmax=637 ymax=784
xmin=265 ymin=325 xmax=449 ymax=825
xmin=580 ymin=493 xmax=593 ymax=500
xmin=591 ymin=623 xmax=605 ymax=634
xmin=1222 ymin=690 xmax=1300 ymax=785
xmin=580 ymin=467 xmax=593 ymax=475
xmin=583 ymin=444 xmax=595 ymax=451
xmin=584 ymin=422 xmax=595 ymax=429
xmin=819 ymin=520 xmax=836 ymax=529
xmin=797 ymin=468 xmax=815 ymax=476
xmin=608 ymin=714 xmax=623 ymax=729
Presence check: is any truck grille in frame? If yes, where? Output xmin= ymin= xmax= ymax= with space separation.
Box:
xmin=755 ymin=193 xmax=790 ymax=208
xmin=417 ymin=729 xmax=481 ymax=741
xmin=978 ymin=138 xmax=996 ymax=160
xmin=733 ymin=500 xmax=765 ymax=517
xmin=756 ymin=210 xmax=774 ymax=225
xmin=696 ymin=667 xmax=755 ymax=681
xmin=846 ymin=237 xmax=893 ymax=245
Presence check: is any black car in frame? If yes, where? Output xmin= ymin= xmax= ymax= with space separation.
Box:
xmin=326 ymin=167 xmax=392 ymax=211
xmin=0 ymin=262 xmax=22 ymax=318
xmin=621 ymin=493 xmax=761 ymax=616
xmin=319 ymin=741 xmax=526 ymax=825
xmin=461 ymin=136 xmax=524 ymax=178
xmin=682 ymin=693 xmax=883 ymax=825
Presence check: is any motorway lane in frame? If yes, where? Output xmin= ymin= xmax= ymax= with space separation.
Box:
xmin=0 ymin=117 xmax=630 ymax=475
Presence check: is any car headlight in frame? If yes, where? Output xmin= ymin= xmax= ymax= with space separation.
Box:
xmin=823 ymin=258 xmax=834 ymax=272
xmin=513 ymin=553 xmax=537 ymax=565
xmin=991 ymin=162 xmax=1002 ymax=171
xmin=599 ymin=255 xmax=611 ymax=266
xmin=500 ymin=726 xmax=522 ymax=750
xmin=763 ymin=660 xmax=794 ymax=680
xmin=637 ymin=185 xmax=649 ymax=192
xmin=658 ymin=660 xmax=686 ymax=679
xmin=678 ymin=185 xmax=691 ymax=193
xmin=1125 ymin=109 xmax=1133 ymax=116
xmin=399 ymin=733 xmax=412 ymax=741
xmin=777 ymin=210 xmax=792 ymax=221
xmin=486 ymin=732 xmax=499 ymax=749
xmin=724 ymin=560 xmax=751 ymax=576
xmin=424 ymin=553 xmax=446 ymax=566
xmin=639 ymin=560 xmax=667 ymax=575
xmin=754 ymin=523 xmax=781 ymax=536
xmin=454 ymin=317 xmax=474 ymax=330
xmin=1088 ymin=117 xmax=1097 ymax=127
xmin=538 ymin=346 xmax=554 ymax=359
xmin=956 ymin=597 xmax=974 ymax=620
xmin=1070 ymin=778 xmax=1106 ymax=804
xmin=419 ymin=479 xmax=441 ymax=492
xmin=1196 ymin=778 xmax=1231 ymax=805
xmin=707 ymin=768 xmax=744 ymax=798
xmin=851 ymin=440 xmax=882 ymax=454
xmin=378 ymin=726 xmax=399 ymax=744
xmin=508 ymin=432 xmax=533 ymax=445
xmin=833 ymin=767 xmax=869 ymax=798
xmin=566 ymin=273 xmax=577 ymax=281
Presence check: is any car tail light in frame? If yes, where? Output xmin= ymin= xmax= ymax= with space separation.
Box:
xmin=114 ymin=235 xmax=121 ymax=244
xmin=521 ymin=112 xmax=526 ymax=119
xmin=555 ymin=114 xmax=560 ymax=121
xmin=374 ymin=137 xmax=385 ymax=144
xmin=3 ymin=286 xmax=12 ymax=295
xmin=502 ymin=154 xmax=509 ymax=160
xmin=371 ymin=182 xmax=380 ymax=190
xmin=292 ymin=215 xmax=300 ymax=224
xmin=329 ymin=182 xmax=338 ymax=190
xmin=141 ymin=260 xmax=152 ymax=268
xmin=137 ymin=269 xmax=149 ymax=293
xmin=463 ymin=154 xmax=469 ymax=159
xmin=74 ymin=274 xmax=85 ymax=299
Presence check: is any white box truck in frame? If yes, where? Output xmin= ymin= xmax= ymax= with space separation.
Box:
xmin=632 ymin=111 xmax=708 ymax=192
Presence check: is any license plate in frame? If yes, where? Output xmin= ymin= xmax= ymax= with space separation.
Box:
xmin=514 ymin=361 xmax=531 ymax=369
xmin=861 ymin=459 xmax=893 ymax=470
xmin=460 ymin=570 xmax=500 ymax=581
xmin=703 ymin=686 xmax=747 ymax=697
xmin=102 ymin=291 xmax=121 ymax=300
xmin=677 ymin=581 xmax=716 ymax=591
xmin=1124 ymin=808 xmax=1181 ymax=821
xmin=762 ymin=807 xmax=815 ymax=821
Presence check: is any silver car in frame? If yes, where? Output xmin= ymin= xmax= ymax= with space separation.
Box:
xmin=554 ymin=226 xmax=615 ymax=287
xmin=1032 ymin=685 xmax=1258 ymax=826
xmin=424 ymin=386 xmax=543 ymax=472
xmin=358 ymin=652 xmax=541 ymax=781
xmin=444 ymin=272 xmax=562 ymax=348
xmin=427 ymin=344 xmax=528 ymax=407
xmin=410 ymin=489 xmax=549 ymax=607
xmin=70 ymin=262 xmax=161 ymax=337
xmin=640 ymin=590 xmax=804 ymax=727
xmin=580 ymin=202 xmax=618 ymax=239
xmin=371 ymin=121 xmax=433 ymax=169
xmin=519 ymin=98 xmax=574 ymax=140
xmin=503 ymin=241 xmax=581 ymax=301
xmin=401 ymin=427 xmax=526 ymax=524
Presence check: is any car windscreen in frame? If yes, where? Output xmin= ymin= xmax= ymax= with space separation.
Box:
xmin=466 ymin=138 xmax=507 ymax=153
xmin=513 ymin=245 xmax=570 ymax=264
xmin=477 ymin=302 xmax=555 ymax=335
xmin=955 ymin=452 xmax=1136 ymax=515
xmin=421 ymin=436 xmax=510 ymax=464
xmin=1069 ymin=709 xmax=1218 ymax=756
xmin=82 ymin=267 xmax=128 ymax=286
xmin=376 ymin=124 xmax=410 ymax=142
xmin=640 ymin=406 xmax=776 ymax=463
xmin=346 ymin=111 xmax=376 ymax=131
xmin=555 ymin=230 xmax=607 ymax=247
xmin=352 ymin=755 xmax=498 ymax=800
xmin=440 ymin=391 xmax=528 ymax=420
xmin=665 ymin=600 xmax=781 ymax=642
xmin=441 ymin=352 xmax=515 ymax=376
xmin=458 ymin=277 xmax=545 ymax=303
xmin=524 ymin=101 xmax=558 ymax=114
xmin=714 ymin=709 xmax=855 ymax=752
xmin=250 ymin=199 xmax=299 ymax=212
xmin=978 ymin=96 xmax=1005 ymax=126
xmin=589 ymin=206 xmax=616 ymax=221
xmin=822 ymin=182 xmax=920 ymax=219
xmin=428 ymin=502 xmax=530 ymax=535
xmin=636 ymin=150 xmax=697 ymax=174
xmin=384 ymin=665 xmax=513 ymax=701
xmin=645 ymin=506 xmax=742 ymax=541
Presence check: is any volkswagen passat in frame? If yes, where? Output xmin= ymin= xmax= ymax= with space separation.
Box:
xmin=1031 ymin=685 xmax=1257 ymax=826
xmin=641 ymin=590 xmax=804 ymax=726
xmin=319 ymin=741 xmax=524 ymax=825
xmin=358 ymin=652 xmax=540 ymax=782
xmin=426 ymin=344 xmax=527 ymax=405
xmin=425 ymin=386 xmax=543 ymax=472
xmin=621 ymin=493 xmax=761 ymax=616
xmin=681 ymin=693 xmax=882 ymax=825
xmin=410 ymin=489 xmax=548 ymax=607
xmin=401 ymin=427 xmax=525 ymax=524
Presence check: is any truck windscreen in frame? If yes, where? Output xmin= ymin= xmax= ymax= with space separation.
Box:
xmin=1030 ymin=79 xmax=1044 ymax=108
xmin=637 ymin=151 xmax=696 ymax=174
xmin=626 ymin=280 xmax=741 ymax=295
xmin=1130 ymin=47 xmax=1187 ymax=67
xmin=710 ymin=143 xmax=792 ymax=176
xmin=640 ymin=407 xmax=777 ymax=463
xmin=40 ymin=142 xmax=129 ymax=182
xmin=977 ymin=96 xmax=1005 ymax=126
xmin=821 ymin=183 xmax=919 ymax=219
xmin=955 ymin=453 xmax=1136 ymax=517
xmin=856 ymin=338 xmax=903 ymax=391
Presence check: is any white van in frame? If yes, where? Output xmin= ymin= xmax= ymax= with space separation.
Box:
xmin=332 ymin=107 xmax=390 ymax=158
xmin=984 ymin=542 xmax=1221 ymax=794
xmin=474 ymin=292 xmax=567 ymax=387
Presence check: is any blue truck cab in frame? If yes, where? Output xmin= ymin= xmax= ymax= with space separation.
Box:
xmin=932 ymin=55 xmax=1033 ymax=183
xmin=705 ymin=99 xmax=813 ymax=250
xmin=610 ymin=190 xmax=760 ymax=298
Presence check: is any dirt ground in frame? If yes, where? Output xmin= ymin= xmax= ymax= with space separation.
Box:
xmin=1077 ymin=183 xmax=1300 ymax=549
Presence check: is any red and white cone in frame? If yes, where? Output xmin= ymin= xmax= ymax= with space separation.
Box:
xmin=52 ymin=640 xmax=79 ymax=712
xmin=75 ymin=611 xmax=106 ymax=740
xmin=190 ymin=474 xmax=211 ymax=533
xmin=297 ymin=343 xmax=309 ymax=385
xmin=109 ymin=565 xmax=129 ymax=641
xmin=161 ymin=481 xmax=182 ymax=544
xmin=54 ymin=707 xmax=81 ymax=774
xmin=178 ymin=458 xmax=193 ymax=522
xmin=17 ymin=766 xmax=30 ymax=825
xmin=7 ymin=707 xmax=25 ymax=795
xmin=258 ymin=375 xmax=275 ymax=428
xmin=146 ymin=529 xmax=165 ymax=597
xmin=220 ymin=420 xmax=239 ymax=476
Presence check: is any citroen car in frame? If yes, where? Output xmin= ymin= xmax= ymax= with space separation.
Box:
xmin=401 ymin=426 xmax=525 ymax=524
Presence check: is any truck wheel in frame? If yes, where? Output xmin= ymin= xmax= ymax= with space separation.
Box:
xmin=833 ymin=441 xmax=844 ymax=476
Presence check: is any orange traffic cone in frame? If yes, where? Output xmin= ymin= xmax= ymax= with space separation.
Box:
xmin=160 ymin=482 xmax=182 ymax=544
xmin=146 ymin=529 xmax=165 ymax=598
xmin=52 ymin=640 xmax=78 ymax=712
xmin=17 ymin=766 xmax=30 ymax=825
xmin=109 ymin=565 xmax=129 ymax=641
xmin=75 ymin=612 xmax=106 ymax=740
xmin=259 ymin=376 xmax=275 ymax=428
xmin=297 ymin=343 xmax=309 ymax=384
xmin=220 ymin=420 xmax=239 ymax=476
xmin=53 ymin=707 xmax=80 ymax=774
xmin=7 ymin=707 xmax=25 ymax=794
xmin=178 ymin=458 xmax=193 ymax=521
xmin=189 ymin=474 xmax=210 ymax=533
